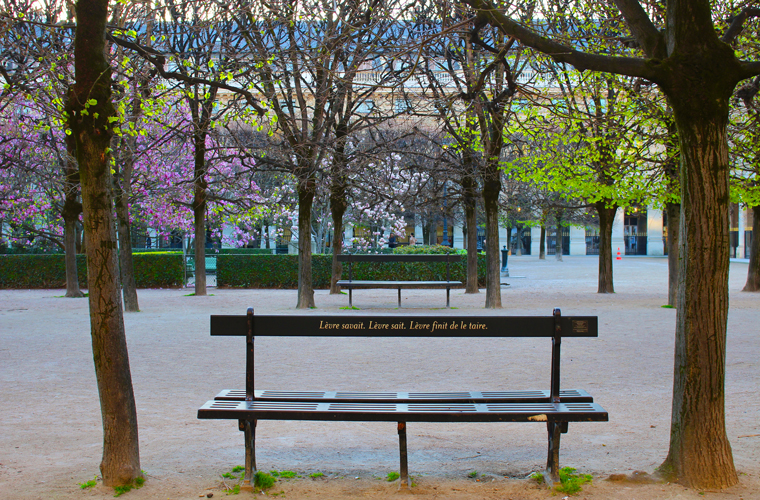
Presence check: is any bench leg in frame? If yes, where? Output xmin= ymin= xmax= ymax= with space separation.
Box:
xmin=546 ymin=421 xmax=562 ymax=483
xmin=242 ymin=419 xmax=257 ymax=490
xmin=397 ymin=422 xmax=410 ymax=489
xmin=348 ymin=288 xmax=353 ymax=307
xmin=446 ymin=287 xmax=450 ymax=308
xmin=398 ymin=288 xmax=402 ymax=308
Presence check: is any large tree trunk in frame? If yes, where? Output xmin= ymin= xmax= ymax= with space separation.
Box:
xmin=666 ymin=202 xmax=681 ymax=305
xmin=595 ymin=203 xmax=617 ymax=293
xmin=68 ymin=0 xmax=141 ymax=487
xmin=742 ymin=205 xmax=760 ymax=291
xmin=462 ymin=175 xmax=479 ymax=293
xmin=661 ymin=102 xmax=736 ymax=489
xmin=482 ymin=172 xmax=501 ymax=308
xmin=297 ymin=177 xmax=316 ymax=308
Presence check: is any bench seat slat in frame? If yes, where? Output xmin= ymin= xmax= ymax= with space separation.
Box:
xmin=198 ymin=400 xmax=608 ymax=423
xmin=336 ymin=280 xmax=462 ymax=287
xmin=213 ymin=389 xmax=594 ymax=403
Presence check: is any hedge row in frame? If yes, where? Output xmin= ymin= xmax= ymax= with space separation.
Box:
xmin=217 ymin=254 xmax=487 ymax=288
xmin=0 ymin=253 xmax=184 ymax=289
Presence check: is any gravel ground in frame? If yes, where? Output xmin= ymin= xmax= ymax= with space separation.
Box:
xmin=0 ymin=255 xmax=757 ymax=499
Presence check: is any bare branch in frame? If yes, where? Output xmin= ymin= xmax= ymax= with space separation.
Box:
xmin=461 ymin=0 xmax=664 ymax=82
xmin=722 ymin=6 xmax=760 ymax=44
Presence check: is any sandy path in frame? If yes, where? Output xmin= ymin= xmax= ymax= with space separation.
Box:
xmin=0 ymin=256 xmax=757 ymax=499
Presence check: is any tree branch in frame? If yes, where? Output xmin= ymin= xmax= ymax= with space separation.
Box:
xmin=611 ymin=0 xmax=667 ymax=59
xmin=461 ymin=0 xmax=664 ymax=82
xmin=722 ymin=7 xmax=760 ymax=44
xmin=106 ymin=33 xmax=267 ymax=115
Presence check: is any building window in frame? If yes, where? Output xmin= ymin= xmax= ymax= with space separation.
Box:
xmin=356 ymin=100 xmax=374 ymax=113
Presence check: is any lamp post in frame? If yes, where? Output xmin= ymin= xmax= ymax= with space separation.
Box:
xmin=442 ymin=182 xmax=450 ymax=246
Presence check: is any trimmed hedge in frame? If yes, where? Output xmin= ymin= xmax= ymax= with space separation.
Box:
xmin=214 ymin=248 xmax=276 ymax=255
xmin=0 ymin=252 xmax=184 ymax=289
xmin=217 ymin=254 xmax=487 ymax=288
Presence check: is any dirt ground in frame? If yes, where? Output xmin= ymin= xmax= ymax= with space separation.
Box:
xmin=0 ymin=256 xmax=758 ymax=500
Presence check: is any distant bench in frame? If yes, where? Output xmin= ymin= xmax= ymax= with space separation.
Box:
xmin=335 ymin=254 xmax=463 ymax=307
xmin=197 ymin=308 xmax=608 ymax=490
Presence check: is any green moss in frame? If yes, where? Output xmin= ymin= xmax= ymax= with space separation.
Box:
xmin=554 ymin=467 xmax=593 ymax=495
xmin=386 ymin=472 xmax=400 ymax=482
xmin=254 ymin=471 xmax=276 ymax=490
xmin=78 ymin=476 xmax=98 ymax=489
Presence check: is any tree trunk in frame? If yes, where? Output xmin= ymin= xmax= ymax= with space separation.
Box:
xmin=63 ymin=216 xmax=83 ymax=297
xmin=661 ymin=105 xmax=736 ymax=489
xmin=115 ymin=192 xmax=138 ymax=311
xmin=595 ymin=203 xmax=617 ymax=293
xmin=463 ymin=175 xmax=479 ymax=293
xmin=63 ymin=134 xmax=83 ymax=298
xmin=330 ymin=214 xmax=344 ymax=294
xmin=192 ymin=133 xmax=208 ymax=296
xmin=666 ymin=202 xmax=681 ymax=305
xmin=482 ymin=174 xmax=501 ymax=308
xmin=554 ymin=211 xmax=563 ymax=262
xmin=742 ymin=205 xmax=760 ymax=291
xmin=297 ymin=177 xmax=316 ymax=308
xmin=68 ymin=0 xmax=141 ymax=487
xmin=539 ymin=225 xmax=546 ymax=259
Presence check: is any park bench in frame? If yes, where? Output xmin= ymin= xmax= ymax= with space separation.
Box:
xmin=197 ymin=308 xmax=608 ymax=490
xmin=335 ymin=254 xmax=463 ymax=307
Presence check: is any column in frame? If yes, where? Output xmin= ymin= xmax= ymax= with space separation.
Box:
xmin=647 ymin=207 xmax=665 ymax=256
xmin=451 ymin=224 xmax=464 ymax=249
xmin=569 ymin=226 xmax=586 ymax=255
xmin=531 ymin=226 xmax=541 ymax=256
xmin=499 ymin=226 xmax=510 ymax=254
xmin=611 ymin=208 xmax=625 ymax=256
xmin=737 ymin=207 xmax=746 ymax=259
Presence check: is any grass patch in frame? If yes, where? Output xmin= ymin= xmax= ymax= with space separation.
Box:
xmin=226 ymin=484 xmax=241 ymax=495
xmin=78 ymin=476 xmax=97 ymax=489
xmin=184 ymin=293 xmax=215 ymax=296
xmin=254 ymin=471 xmax=276 ymax=490
xmin=467 ymin=471 xmax=478 ymax=478
xmin=531 ymin=471 xmax=545 ymax=484
xmin=309 ymin=472 xmax=324 ymax=479
xmin=279 ymin=470 xmax=297 ymax=478
xmin=555 ymin=467 xmax=592 ymax=495
xmin=231 ymin=465 xmax=244 ymax=473
xmin=113 ymin=476 xmax=145 ymax=497
xmin=661 ymin=304 xmax=675 ymax=308
xmin=339 ymin=306 xmax=360 ymax=310
xmin=386 ymin=472 xmax=400 ymax=482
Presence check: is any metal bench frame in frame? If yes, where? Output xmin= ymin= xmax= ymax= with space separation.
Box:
xmin=335 ymin=254 xmax=463 ymax=307
xmin=197 ymin=309 xmax=607 ymax=490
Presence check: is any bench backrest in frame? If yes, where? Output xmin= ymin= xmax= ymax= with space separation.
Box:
xmin=210 ymin=309 xmax=598 ymax=403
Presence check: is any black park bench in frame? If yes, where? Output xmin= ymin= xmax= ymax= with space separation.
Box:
xmin=335 ymin=254 xmax=463 ymax=308
xmin=197 ymin=308 xmax=608 ymax=490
